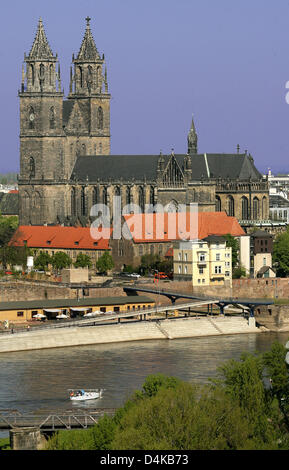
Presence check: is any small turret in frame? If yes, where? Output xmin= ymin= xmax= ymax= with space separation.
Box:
xmin=187 ymin=115 xmax=198 ymax=154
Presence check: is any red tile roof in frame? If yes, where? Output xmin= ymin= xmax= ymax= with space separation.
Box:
xmin=122 ymin=212 xmax=245 ymax=243
xmin=9 ymin=226 xmax=111 ymax=251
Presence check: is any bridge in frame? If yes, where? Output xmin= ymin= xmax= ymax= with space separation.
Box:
xmin=123 ymin=285 xmax=274 ymax=317
xmin=0 ymin=408 xmax=116 ymax=432
xmin=0 ymin=408 xmax=116 ymax=450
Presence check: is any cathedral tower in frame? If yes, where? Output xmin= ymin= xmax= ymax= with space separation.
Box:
xmin=18 ymin=18 xmax=65 ymax=224
xmin=66 ymin=17 xmax=111 ymax=158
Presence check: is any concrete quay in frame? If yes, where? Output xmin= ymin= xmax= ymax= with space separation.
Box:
xmin=0 ymin=316 xmax=261 ymax=354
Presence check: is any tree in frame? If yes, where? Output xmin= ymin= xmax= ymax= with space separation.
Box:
xmin=232 ymin=265 xmax=247 ymax=279
xmin=224 ymin=234 xmax=239 ymax=268
xmin=273 ymin=229 xmax=289 ymax=277
xmin=34 ymin=252 xmax=51 ymax=271
xmin=96 ymin=251 xmax=114 ymax=274
xmin=74 ymin=253 xmax=92 ymax=269
xmin=51 ymin=252 xmax=72 ymax=272
xmin=0 ymin=215 xmax=18 ymax=248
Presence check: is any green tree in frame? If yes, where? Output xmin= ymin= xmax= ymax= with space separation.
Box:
xmin=273 ymin=229 xmax=289 ymax=277
xmin=263 ymin=341 xmax=289 ymax=431
xmin=51 ymin=252 xmax=72 ymax=272
xmin=224 ymin=234 xmax=239 ymax=268
xmin=96 ymin=251 xmax=114 ymax=273
xmin=232 ymin=265 xmax=247 ymax=279
xmin=0 ymin=215 xmax=18 ymax=247
xmin=74 ymin=253 xmax=92 ymax=269
xmin=34 ymin=252 xmax=51 ymax=271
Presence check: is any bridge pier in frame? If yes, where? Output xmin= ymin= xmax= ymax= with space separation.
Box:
xmin=10 ymin=427 xmax=46 ymax=450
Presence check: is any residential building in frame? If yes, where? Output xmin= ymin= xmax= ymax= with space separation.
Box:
xmin=173 ymin=236 xmax=232 ymax=287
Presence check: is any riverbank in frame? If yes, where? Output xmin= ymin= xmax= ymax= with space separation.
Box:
xmin=0 ymin=316 xmax=261 ymax=353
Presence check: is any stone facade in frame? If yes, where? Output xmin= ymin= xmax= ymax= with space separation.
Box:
xmin=18 ymin=18 xmax=269 ymax=229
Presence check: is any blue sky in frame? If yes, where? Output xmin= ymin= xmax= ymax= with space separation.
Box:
xmin=1 ymin=0 xmax=289 ymax=174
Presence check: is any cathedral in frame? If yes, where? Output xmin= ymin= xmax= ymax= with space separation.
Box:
xmin=18 ymin=18 xmax=269 ymax=228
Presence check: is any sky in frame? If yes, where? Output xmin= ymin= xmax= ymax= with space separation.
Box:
xmin=1 ymin=0 xmax=289 ymax=175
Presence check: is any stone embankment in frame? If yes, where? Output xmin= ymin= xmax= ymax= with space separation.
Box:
xmin=0 ymin=317 xmax=260 ymax=354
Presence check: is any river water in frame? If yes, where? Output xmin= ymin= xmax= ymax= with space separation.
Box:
xmin=0 ymin=331 xmax=289 ymax=420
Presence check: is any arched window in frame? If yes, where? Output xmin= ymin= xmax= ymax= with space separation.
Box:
xmin=49 ymin=64 xmax=54 ymax=86
xmin=165 ymin=200 xmax=178 ymax=213
xmin=262 ymin=197 xmax=267 ymax=219
xmin=102 ymin=186 xmax=108 ymax=206
xmin=150 ymin=186 xmax=155 ymax=206
xmin=82 ymin=144 xmax=86 ymax=155
xmin=39 ymin=63 xmax=45 ymax=87
xmin=71 ymin=187 xmax=76 ymax=216
xmin=92 ymin=186 xmax=98 ymax=206
xmin=241 ymin=197 xmax=249 ymax=220
xmin=29 ymin=157 xmax=35 ymax=178
xmin=99 ymin=143 xmax=102 ymax=154
xmin=49 ymin=107 xmax=55 ymax=129
xmin=97 ymin=107 xmax=104 ymax=130
xmin=253 ymin=197 xmax=259 ymax=220
xmin=30 ymin=64 xmax=35 ymax=86
xmin=126 ymin=186 xmax=131 ymax=205
xmin=81 ymin=187 xmax=86 ymax=216
xmin=78 ymin=66 xmax=83 ymax=88
xmin=87 ymin=65 xmax=93 ymax=91
xmin=215 ymin=196 xmax=221 ymax=212
xmin=139 ymin=187 xmax=145 ymax=212
xmin=29 ymin=106 xmax=35 ymax=129
xmin=227 ymin=196 xmax=235 ymax=217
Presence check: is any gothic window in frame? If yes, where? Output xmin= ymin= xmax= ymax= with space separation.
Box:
xmin=39 ymin=64 xmax=45 ymax=87
xmin=102 ymin=186 xmax=108 ymax=206
xmin=150 ymin=186 xmax=155 ymax=206
xmin=71 ymin=187 xmax=76 ymax=216
xmin=125 ymin=186 xmax=131 ymax=210
xmin=78 ymin=66 xmax=83 ymax=88
xmin=49 ymin=64 xmax=54 ymax=86
xmin=253 ymin=197 xmax=259 ymax=220
xmin=82 ymin=144 xmax=86 ymax=155
xmin=97 ymin=107 xmax=104 ymax=130
xmin=49 ymin=107 xmax=55 ymax=129
xmin=216 ymin=196 xmax=221 ymax=212
xmin=87 ymin=65 xmax=93 ymax=91
xmin=241 ymin=197 xmax=249 ymax=220
xmin=29 ymin=107 xmax=35 ymax=129
xmin=29 ymin=157 xmax=35 ymax=178
xmin=227 ymin=196 xmax=235 ymax=217
xmin=81 ymin=187 xmax=86 ymax=216
xmin=262 ymin=197 xmax=267 ymax=219
xmin=139 ymin=186 xmax=145 ymax=212
xmin=30 ymin=64 xmax=35 ymax=86
xmin=99 ymin=143 xmax=102 ymax=154
xmin=162 ymin=157 xmax=184 ymax=187
xmin=92 ymin=187 xmax=98 ymax=206
xmin=165 ymin=200 xmax=178 ymax=213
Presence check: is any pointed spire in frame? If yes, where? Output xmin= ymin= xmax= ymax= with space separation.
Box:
xmin=28 ymin=18 xmax=54 ymax=59
xmin=187 ymin=114 xmax=198 ymax=154
xmin=77 ymin=17 xmax=99 ymax=61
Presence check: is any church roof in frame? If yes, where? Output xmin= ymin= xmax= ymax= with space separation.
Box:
xmin=122 ymin=212 xmax=245 ymax=243
xmin=28 ymin=18 xmax=55 ymax=60
xmin=0 ymin=192 xmax=19 ymax=216
xmin=71 ymin=153 xmax=263 ymax=183
xmin=9 ymin=226 xmax=110 ymax=250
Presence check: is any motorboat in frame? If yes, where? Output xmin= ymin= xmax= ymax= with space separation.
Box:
xmin=68 ymin=389 xmax=104 ymax=401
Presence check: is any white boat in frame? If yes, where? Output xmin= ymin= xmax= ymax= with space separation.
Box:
xmin=68 ymin=388 xmax=104 ymax=401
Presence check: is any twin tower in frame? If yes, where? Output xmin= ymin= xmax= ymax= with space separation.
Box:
xmin=19 ymin=17 xmax=111 ymax=186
